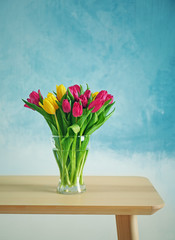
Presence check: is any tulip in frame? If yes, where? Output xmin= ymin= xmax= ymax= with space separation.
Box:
xmin=56 ymin=84 xmax=66 ymax=101
xmin=73 ymin=84 xmax=81 ymax=93
xmin=39 ymin=99 xmax=56 ymax=114
xmin=79 ymin=94 xmax=88 ymax=108
xmin=92 ymin=92 xmax=99 ymax=100
xmin=39 ymin=93 xmax=58 ymax=114
xmin=47 ymin=93 xmax=59 ymax=109
xmin=105 ymin=94 xmax=113 ymax=104
xmin=84 ymin=90 xmax=91 ymax=99
xmin=88 ymin=98 xmax=104 ymax=113
xmin=69 ymin=84 xmax=80 ymax=101
xmin=62 ymin=99 xmax=71 ymax=113
xmin=24 ymin=90 xmax=43 ymax=110
xmin=95 ymin=90 xmax=108 ymax=101
xmin=72 ymin=102 xmax=83 ymax=117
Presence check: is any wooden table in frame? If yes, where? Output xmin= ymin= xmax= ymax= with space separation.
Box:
xmin=0 ymin=176 xmax=164 ymax=240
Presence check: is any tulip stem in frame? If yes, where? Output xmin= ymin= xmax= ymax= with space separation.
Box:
xmin=54 ymin=113 xmax=65 ymax=185
xmin=54 ymin=113 xmax=61 ymax=137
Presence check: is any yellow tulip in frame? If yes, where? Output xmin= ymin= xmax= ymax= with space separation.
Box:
xmin=56 ymin=84 xmax=66 ymax=101
xmin=47 ymin=93 xmax=59 ymax=109
xmin=92 ymin=92 xmax=99 ymax=100
xmin=39 ymin=99 xmax=56 ymax=114
xmin=39 ymin=93 xmax=58 ymax=114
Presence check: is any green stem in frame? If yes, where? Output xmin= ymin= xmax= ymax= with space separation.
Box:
xmin=53 ymin=149 xmax=62 ymax=178
xmin=65 ymin=166 xmax=71 ymax=185
xmin=73 ymin=151 xmax=85 ymax=185
xmin=70 ymin=136 xmax=77 ymax=183
xmin=54 ymin=113 xmax=64 ymax=183
xmin=54 ymin=113 xmax=61 ymax=137
xmin=79 ymin=150 xmax=88 ymax=185
xmin=54 ymin=113 xmax=71 ymax=186
xmin=80 ymin=174 xmax=83 ymax=185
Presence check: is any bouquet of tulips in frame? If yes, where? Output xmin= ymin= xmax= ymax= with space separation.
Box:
xmin=23 ymin=84 xmax=115 ymax=193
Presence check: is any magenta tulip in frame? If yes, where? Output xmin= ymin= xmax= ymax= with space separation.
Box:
xmin=69 ymin=84 xmax=80 ymax=101
xmin=79 ymin=94 xmax=88 ymax=108
xmin=24 ymin=90 xmax=43 ymax=110
xmin=95 ymin=90 xmax=108 ymax=101
xmin=88 ymin=98 xmax=104 ymax=113
xmin=84 ymin=90 xmax=91 ymax=99
xmin=62 ymin=99 xmax=71 ymax=113
xmin=105 ymin=94 xmax=113 ymax=104
xmin=72 ymin=102 xmax=83 ymax=117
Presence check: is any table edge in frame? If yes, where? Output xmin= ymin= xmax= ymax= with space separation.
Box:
xmin=0 ymin=175 xmax=165 ymax=215
xmin=0 ymin=203 xmax=165 ymax=215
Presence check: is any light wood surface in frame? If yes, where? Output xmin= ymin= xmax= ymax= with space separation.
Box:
xmin=116 ymin=215 xmax=139 ymax=240
xmin=0 ymin=176 xmax=164 ymax=215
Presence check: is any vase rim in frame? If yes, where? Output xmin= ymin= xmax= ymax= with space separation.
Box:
xmin=52 ymin=135 xmax=90 ymax=138
xmin=53 ymin=148 xmax=89 ymax=151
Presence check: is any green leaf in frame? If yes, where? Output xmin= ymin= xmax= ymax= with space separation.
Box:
xmin=58 ymin=108 xmax=69 ymax=135
xmin=95 ymin=99 xmax=112 ymax=116
xmin=55 ymin=110 xmax=63 ymax=136
xmin=103 ymin=102 xmax=115 ymax=116
xmin=67 ymin=95 xmax=71 ymax=102
xmin=80 ymin=85 xmax=84 ymax=95
xmin=46 ymin=120 xmax=58 ymax=135
xmin=85 ymin=121 xmax=103 ymax=135
xmin=56 ymin=100 xmax=62 ymax=108
xmin=86 ymin=112 xmax=98 ymax=129
xmin=85 ymin=107 xmax=115 ymax=135
xmin=61 ymin=137 xmax=74 ymax=151
xmin=70 ymin=124 xmax=80 ymax=134
xmin=22 ymin=99 xmax=53 ymax=123
xmin=105 ymin=107 xmax=115 ymax=121
xmin=60 ymin=93 xmax=67 ymax=104
xmin=79 ymin=112 xmax=92 ymax=135
xmin=86 ymin=83 xmax=90 ymax=90
xmin=66 ymin=124 xmax=80 ymax=137
xmin=88 ymin=94 xmax=93 ymax=105
xmin=71 ymin=114 xmax=77 ymax=125
xmin=39 ymin=92 xmax=43 ymax=104
xmin=76 ymin=109 xmax=91 ymax=128
xmin=67 ymin=88 xmax=74 ymax=101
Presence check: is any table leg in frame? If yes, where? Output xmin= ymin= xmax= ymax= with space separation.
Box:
xmin=115 ymin=215 xmax=139 ymax=240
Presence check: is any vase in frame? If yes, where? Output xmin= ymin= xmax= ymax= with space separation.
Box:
xmin=52 ymin=135 xmax=90 ymax=194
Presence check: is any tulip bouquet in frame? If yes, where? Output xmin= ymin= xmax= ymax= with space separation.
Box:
xmin=23 ymin=84 xmax=115 ymax=194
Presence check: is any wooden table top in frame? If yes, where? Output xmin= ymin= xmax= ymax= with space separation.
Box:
xmin=0 ymin=176 xmax=164 ymax=215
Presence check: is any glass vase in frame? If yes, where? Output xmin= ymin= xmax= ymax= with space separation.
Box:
xmin=52 ymin=135 xmax=90 ymax=194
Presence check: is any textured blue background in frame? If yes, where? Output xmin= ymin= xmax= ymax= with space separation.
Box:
xmin=0 ymin=0 xmax=175 ymax=239
xmin=0 ymin=0 xmax=175 ymax=153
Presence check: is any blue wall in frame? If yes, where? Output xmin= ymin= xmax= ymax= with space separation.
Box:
xmin=0 ymin=1 xmax=175 ymax=239
xmin=0 ymin=0 xmax=175 ymax=153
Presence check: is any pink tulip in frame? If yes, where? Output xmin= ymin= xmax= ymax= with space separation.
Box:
xmin=74 ymin=84 xmax=81 ymax=93
xmin=72 ymin=102 xmax=83 ymax=117
xmin=79 ymin=94 xmax=88 ymax=108
xmin=84 ymin=90 xmax=91 ymax=99
xmin=24 ymin=90 xmax=43 ymax=110
xmin=69 ymin=84 xmax=80 ymax=101
xmin=88 ymin=98 xmax=105 ymax=113
xmin=95 ymin=90 xmax=108 ymax=101
xmin=62 ymin=99 xmax=71 ymax=113
xmin=105 ymin=94 xmax=113 ymax=104
xmin=88 ymin=90 xmax=110 ymax=113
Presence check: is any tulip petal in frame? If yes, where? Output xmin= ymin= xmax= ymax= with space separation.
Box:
xmin=56 ymin=84 xmax=67 ymax=101
xmin=72 ymin=102 xmax=83 ymax=117
xmin=62 ymin=99 xmax=71 ymax=113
